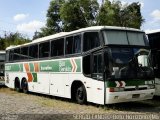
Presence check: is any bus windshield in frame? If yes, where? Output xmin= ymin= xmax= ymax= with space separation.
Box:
xmin=103 ymin=30 xmax=148 ymax=46
xmin=107 ymin=47 xmax=154 ymax=80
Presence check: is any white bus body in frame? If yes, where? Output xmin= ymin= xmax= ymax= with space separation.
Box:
xmin=5 ymin=26 xmax=155 ymax=104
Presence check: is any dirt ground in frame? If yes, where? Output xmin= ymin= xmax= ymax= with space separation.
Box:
xmin=0 ymin=86 xmax=160 ymax=120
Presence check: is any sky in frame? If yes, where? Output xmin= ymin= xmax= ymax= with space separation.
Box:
xmin=0 ymin=0 xmax=160 ymax=39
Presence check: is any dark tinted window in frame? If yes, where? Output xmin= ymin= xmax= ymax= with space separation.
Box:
xmin=29 ymin=44 xmax=38 ymax=59
xmin=39 ymin=41 xmax=50 ymax=58
xmin=92 ymin=53 xmax=103 ymax=80
xmin=9 ymin=50 xmax=14 ymax=61
xmin=83 ymin=32 xmax=100 ymax=52
xmin=21 ymin=46 xmax=29 ymax=60
xmin=66 ymin=36 xmax=74 ymax=54
xmin=93 ymin=54 xmax=103 ymax=73
xmin=66 ymin=35 xmax=81 ymax=55
xmin=51 ymin=38 xmax=64 ymax=56
xmin=13 ymin=48 xmax=20 ymax=60
xmin=83 ymin=55 xmax=91 ymax=76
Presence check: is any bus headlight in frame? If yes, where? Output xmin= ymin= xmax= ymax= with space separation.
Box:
xmin=109 ymin=87 xmax=124 ymax=92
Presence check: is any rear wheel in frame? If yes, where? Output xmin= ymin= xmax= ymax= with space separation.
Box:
xmin=75 ymin=85 xmax=87 ymax=104
xmin=21 ymin=79 xmax=28 ymax=94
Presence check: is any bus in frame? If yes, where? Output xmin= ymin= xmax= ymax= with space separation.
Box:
xmin=5 ymin=26 xmax=155 ymax=105
xmin=0 ymin=51 xmax=5 ymax=85
xmin=147 ymin=30 xmax=160 ymax=96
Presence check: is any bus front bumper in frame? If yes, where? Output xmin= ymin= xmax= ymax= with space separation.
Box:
xmin=105 ymin=89 xmax=155 ymax=104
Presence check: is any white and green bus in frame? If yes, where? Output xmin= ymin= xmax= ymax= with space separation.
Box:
xmin=5 ymin=26 xmax=155 ymax=105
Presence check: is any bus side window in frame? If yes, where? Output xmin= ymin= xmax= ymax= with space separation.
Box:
xmin=65 ymin=35 xmax=81 ymax=55
xmin=39 ymin=41 xmax=50 ymax=58
xmin=21 ymin=46 xmax=29 ymax=60
xmin=29 ymin=44 xmax=38 ymax=59
xmin=13 ymin=48 xmax=21 ymax=61
xmin=66 ymin=36 xmax=74 ymax=54
xmin=83 ymin=55 xmax=91 ymax=76
xmin=9 ymin=50 xmax=14 ymax=61
xmin=74 ymin=35 xmax=81 ymax=53
xmin=83 ymin=32 xmax=100 ymax=52
xmin=51 ymin=38 xmax=64 ymax=57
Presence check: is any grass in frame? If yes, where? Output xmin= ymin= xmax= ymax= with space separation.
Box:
xmin=0 ymin=87 xmax=160 ymax=114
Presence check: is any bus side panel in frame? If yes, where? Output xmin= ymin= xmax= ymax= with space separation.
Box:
xmin=5 ymin=72 xmax=15 ymax=89
xmin=49 ymin=73 xmax=67 ymax=97
xmin=5 ymin=72 xmax=27 ymax=89
xmin=35 ymin=73 xmax=50 ymax=94
xmin=82 ymin=77 xmax=104 ymax=105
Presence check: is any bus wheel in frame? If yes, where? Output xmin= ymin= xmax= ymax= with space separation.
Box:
xmin=15 ymin=78 xmax=21 ymax=92
xmin=75 ymin=85 xmax=87 ymax=104
xmin=21 ymin=79 xmax=28 ymax=94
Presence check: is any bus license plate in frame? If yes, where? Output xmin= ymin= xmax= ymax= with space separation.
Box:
xmin=132 ymin=94 xmax=140 ymax=98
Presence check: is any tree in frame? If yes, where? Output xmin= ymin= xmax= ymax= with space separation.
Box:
xmin=34 ymin=0 xmax=144 ymax=39
xmin=0 ymin=32 xmax=30 ymax=50
xmin=121 ymin=2 xmax=144 ymax=29
xmin=97 ymin=0 xmax=144 ymax=29
xmin=60 ymin=0 xmax=99 ymax=31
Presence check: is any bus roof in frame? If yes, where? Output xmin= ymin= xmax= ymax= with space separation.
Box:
xmin=6 ymin=26 xmax=143 ymax=50
xmin=146 ymin=29 xmax=160 ymax=34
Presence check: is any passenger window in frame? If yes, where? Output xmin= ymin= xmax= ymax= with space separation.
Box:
xmin=66 ymin=35 xmax=81 ymax=55
xmin=74 ymin=35 xmax=81 ymax=53
xmin=66 ymin=36 xmax=74 ymax=54
xmin=29 ymin=44 xmax=38 ymax=59
xmin=92 ymin=53 xmax=103 ymax=80
xmin=21 ymin=46 xmax=29 ymax=60
xmin=39 ymin=41 xmax=50 ymax=58
xmin=83 ymin=32 xmax=100 ymax=52
xmin=51 ymin=38 xmax=64 ymax=57
xmin=13 ymin=48 xmax=20 ymax=60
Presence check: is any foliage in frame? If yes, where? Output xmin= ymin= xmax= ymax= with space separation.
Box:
xmin=97 ymin=0 xmax=144 ymax=29
xmin=33 ymin=0 xmax=144 ymax=39
xmin=0 ymin=32 xmax=30 ymax=50
xmin=60 ymin=0 xmax=99 ymax=31
xmin=33 ymin=0 xmax=65 ymax=39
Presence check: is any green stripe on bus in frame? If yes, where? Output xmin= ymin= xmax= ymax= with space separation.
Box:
xmin=40 ymin=59 xmax=81 ymax=72
xmin=32 ymin=73 xmax=37 ymax=82
xmin=5 ymin=64 xmax=23 ymax=72
xmin=29 ymin=63 xmax=34 ymax=72
xmin=5 ymin=58 xmax=81 ymax=73
xmin=20 ymin=64 xmax=23 ymax=71
xmin=75 ymin=59 xmax=81 ymax=72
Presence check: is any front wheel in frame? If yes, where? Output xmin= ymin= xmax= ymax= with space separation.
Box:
xmin=75 ymin=85 xmax=87 ymax=104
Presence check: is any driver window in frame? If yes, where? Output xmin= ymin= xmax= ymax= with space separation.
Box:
xmin=92 ymin=53 xmax=103 ymax=80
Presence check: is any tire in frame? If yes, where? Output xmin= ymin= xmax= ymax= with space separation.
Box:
xmin=15 ymin=87 xmax=21 ymax=92
xmin=21 ymin=79 xmax=28 ymax=94
xmin=15 ymin=78 xmax=21 ymax=92
xmin=75 ymin=85 xmax=87 ymax=104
